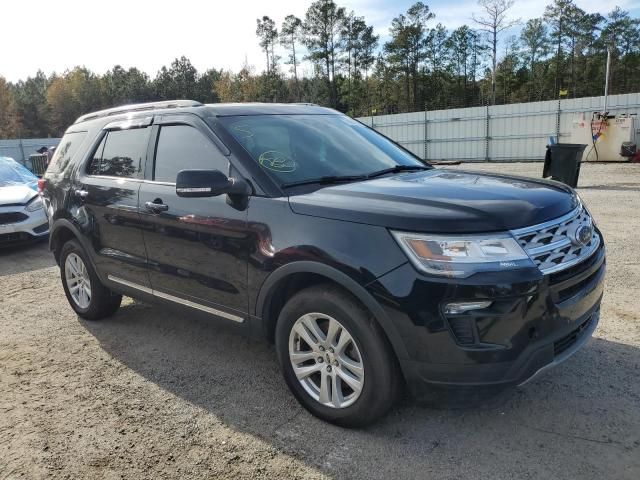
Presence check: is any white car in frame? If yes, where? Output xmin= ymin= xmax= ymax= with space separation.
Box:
xmin=0 ymin=157 xmax=49 ymax=246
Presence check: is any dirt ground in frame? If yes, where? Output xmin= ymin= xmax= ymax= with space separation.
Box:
xmin=1 ymin=162 xmax=639 ymax=480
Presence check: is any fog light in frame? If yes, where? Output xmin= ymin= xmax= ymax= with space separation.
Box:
xmin=444 ymin=301 xmax=492 ymax=315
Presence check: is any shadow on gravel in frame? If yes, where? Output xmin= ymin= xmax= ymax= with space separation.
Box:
xmin=83 ymin=301 xmax=640 ymax=478
xmin=0 ymin=240 xmax=55 ymax=276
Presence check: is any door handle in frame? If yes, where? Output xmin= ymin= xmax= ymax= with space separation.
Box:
xmin=145 ymin=201 xmax=169 ymax=213
xmin=75 ymin=189 xmax=89 ymax=200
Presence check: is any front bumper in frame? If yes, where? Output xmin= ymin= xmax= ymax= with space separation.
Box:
xmin=368 ymin=236 xmax=606 ymax=395
xmin=516 ymin=308 xmax=599 ymax=386
xmin=0 ymin=206 xmax=49 ymax=246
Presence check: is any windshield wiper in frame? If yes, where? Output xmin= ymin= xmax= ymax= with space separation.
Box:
xmin=280 ymin=165 xmax=429 ymax=189
xmin=281 ymin=175 xmax=368 ymax=189
xmin=366 ymin=164 xmax=430 ymax=179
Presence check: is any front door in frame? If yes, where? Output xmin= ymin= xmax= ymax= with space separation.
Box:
xmin=138 ymin=116 xmax=250 ymax=322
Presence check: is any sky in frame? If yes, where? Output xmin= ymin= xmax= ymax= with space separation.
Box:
xmin=2 ymin=0 xmax=639 ymax=83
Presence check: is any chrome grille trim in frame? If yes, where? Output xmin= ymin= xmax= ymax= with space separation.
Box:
xmin=511 ymin=206 xmax=600 ymax=275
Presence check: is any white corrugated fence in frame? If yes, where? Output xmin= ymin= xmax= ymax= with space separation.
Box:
xmin=357 ymin=93 xmax=640 ymax=162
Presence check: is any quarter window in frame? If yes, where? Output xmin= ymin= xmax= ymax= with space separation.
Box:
xmin=154 ymin=125 xmax=227 ymax=183
xmin=48 ymin=131 xmax=88 ymax=173
xmin=87 ymin=128 xmax=149 ymax=178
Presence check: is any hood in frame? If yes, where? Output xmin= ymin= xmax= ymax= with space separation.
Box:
xmin=0 ymin=185 xmax=38 ymax=206
xmin=288 ymin=169 xmax=578 ymax=233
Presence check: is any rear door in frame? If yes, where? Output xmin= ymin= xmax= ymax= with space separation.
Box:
xmin=76 ymin=120 xmax=152 ymax=287
xmin=138 ymin=114 xmax=250 ymax=322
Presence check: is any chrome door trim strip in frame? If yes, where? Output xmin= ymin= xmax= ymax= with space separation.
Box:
xmin=107 ymin=275 xmax=244 ymax=323
xmin=152 ymin=289 xmax=245 ymax=322
xmin=108 ymin=275 xmax=153 ymax=294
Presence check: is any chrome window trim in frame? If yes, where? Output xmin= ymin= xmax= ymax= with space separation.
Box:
xmin=141 ymin=179 xmax=176 ymax=186
xmin=83 ymin=175 xmax=145 ymax=182
xmin=107 ymin=275 xmax=244 ymax=323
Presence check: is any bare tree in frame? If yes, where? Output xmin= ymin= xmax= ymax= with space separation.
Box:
xmin=473 ymin=0 xmax=520 ymax=104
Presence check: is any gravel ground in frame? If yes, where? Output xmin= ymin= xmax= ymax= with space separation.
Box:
xmin=1 ymin=162 xmax=639 ymax=480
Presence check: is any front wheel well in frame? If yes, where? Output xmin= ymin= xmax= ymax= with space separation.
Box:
xmin=263 ymin=272 xmax=334 ymax=343
xmin=262 ymin=270 xmax=407 ymax=396
xmin=261 ymin=272 xmax=394 ymax=353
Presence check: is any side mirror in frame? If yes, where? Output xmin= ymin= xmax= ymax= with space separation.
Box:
xmin=176 ymin=169 xmax=251 ymax=198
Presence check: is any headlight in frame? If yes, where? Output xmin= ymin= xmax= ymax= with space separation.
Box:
xmin=391 ymin=231 xmax=534 ymax=278
xmin=25 ymin=195 xmax=44 ymax=212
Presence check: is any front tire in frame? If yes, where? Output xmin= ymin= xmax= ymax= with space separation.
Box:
xmin=60 ymin=239 xmax=122 ymax=320
xmin=275 ymin=285 xmax=400 ymax=427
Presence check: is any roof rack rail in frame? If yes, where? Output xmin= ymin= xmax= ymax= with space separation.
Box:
xmin=74 ymin=100 xmax=204 ymax=124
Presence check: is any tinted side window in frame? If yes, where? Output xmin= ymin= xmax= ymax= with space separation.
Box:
xmin=154 ymin=125 xmax=227 ymax=183
xmin=47 ymin=131 xmax=88 ymax=173
xmin=90 ymin=128 xmax=149 ymax=178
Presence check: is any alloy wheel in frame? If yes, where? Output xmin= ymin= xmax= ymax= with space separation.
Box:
xmin=64 ymin=253 xmax=92 ymax=309
xmin=288 ymin=313 xmax=365 ymax=408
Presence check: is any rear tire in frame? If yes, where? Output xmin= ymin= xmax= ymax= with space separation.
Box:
xmin=275 ymin=284 xmax=400 ymax=427
xmin=59 ymin=239 xmax=121 ymax=320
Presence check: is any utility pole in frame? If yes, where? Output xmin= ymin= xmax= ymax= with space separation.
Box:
xmin=603 ymin=48 xmax=611 ymax=115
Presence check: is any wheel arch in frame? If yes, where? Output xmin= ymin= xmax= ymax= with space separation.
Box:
xmin=255 ymin=261 xmax=409 ymax=362
xmin=49 ymin=219 xmax=91 ymax=266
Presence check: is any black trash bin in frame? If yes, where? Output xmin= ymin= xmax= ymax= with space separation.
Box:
xmin=543 ymin=143 xmax=587 ymax=188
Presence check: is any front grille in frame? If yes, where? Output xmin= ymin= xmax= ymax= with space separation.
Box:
xmin=554 ymin=315 xmax=593 ymax=356
xmin=0 ymin=203 xmax=26 ymax=208
xmin=0 ymin=232 xmax=30 ymax=244
xmin=511 ymin=206 xmax=600 ymax=275
xmin=556 ymin=267 xmax=601 ymax=303
xmin=549 ymin=240 xmax=603 ymax=285
xmin=0 ymin=212 xmax=28 ymax=225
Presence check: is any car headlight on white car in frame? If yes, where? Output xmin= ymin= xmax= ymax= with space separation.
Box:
xmin=391 ymin=231 xmax=535 ymax=278
xmin=25 ymin=195 xmax=44 ymax=212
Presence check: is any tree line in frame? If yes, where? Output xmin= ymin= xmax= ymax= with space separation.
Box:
xmin=255 ymin=0 xmax=639 ymax=113
xmin=0 ymin=61 xmax=222 ymax=139
xmin=0 ymin=0 xmax=638 ymax=139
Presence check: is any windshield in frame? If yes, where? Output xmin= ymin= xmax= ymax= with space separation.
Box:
xmin=218 ymin=114 xmax=426 ymax=186
xmin=0 ymin=157 xmax=38 ymax=189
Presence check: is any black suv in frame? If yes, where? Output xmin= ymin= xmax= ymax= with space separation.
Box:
xmin=41 ymin=101 xmax=605 ymax=426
